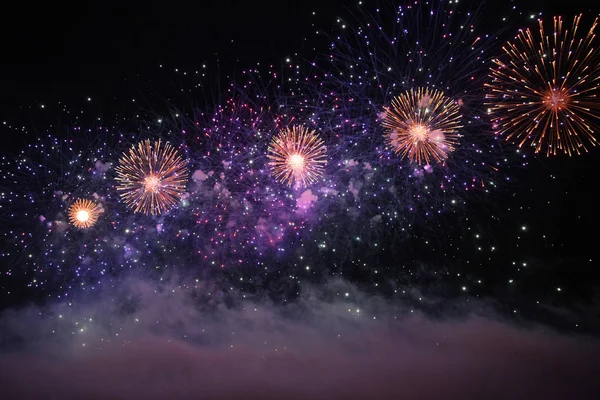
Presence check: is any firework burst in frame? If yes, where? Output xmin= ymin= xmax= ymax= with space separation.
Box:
xmin=115 ymin=140 xmax=188 ymax=215
xmin=486 ymin=14 xmax=600 ymax=156
xmin=382 ymin=88 xmax=462 ymax=165
xmin=68 ymin=199 xmax=101 ymax=229
xmin=268 ymin=125 xmax=327 ymax=188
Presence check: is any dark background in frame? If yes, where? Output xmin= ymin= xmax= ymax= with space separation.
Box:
xmin=1 ymin=0 xmax=599 ymax=324
xmin=1 ymin=0 xmax=597 ymax=127
xmin=0 ymin=0 xmax=335 ymax=120
xmin=2 ymin=0 xmax=596 ymax=107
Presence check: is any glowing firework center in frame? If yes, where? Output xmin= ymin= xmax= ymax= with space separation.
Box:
xmin=76 ymin=210 xmax=90 ymax=223
xmin=288 ymin=154 xmax=306 ymax=173
xmin=408 ymin=124 xmax=429 ymax=142
xmin=543 ymin=88 xmax=570 ymax=111
xmin=143 ymin=175 xmax=161 ymax=193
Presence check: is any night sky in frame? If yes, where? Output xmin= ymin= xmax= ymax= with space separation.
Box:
xmin=1 ymin=0 xmax=600 ymax=399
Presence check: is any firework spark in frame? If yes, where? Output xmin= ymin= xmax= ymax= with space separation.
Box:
xmin=68 ymin=199 xmax=100 ymax=229
xmin=115 ymin=140 xmax=188 ymax=215
xmin=382 ymin=88 xmax=462 ymax=165
xmin=268 ymin=125 xmax=327 ymax=187
xmin=486 ymin=15 xmax=600 ymax=156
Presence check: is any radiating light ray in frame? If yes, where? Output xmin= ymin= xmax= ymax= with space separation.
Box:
xmin=68 ymin=199 xmax=100 ymax=229
xmin=382 ymin=88 xmax=463 ymax=165
xmin=268 ymin=125 xmax=327 ymax=188
xmin=115 ymin=139 xmax=188 ymax=215
xmin=486 ymin=14 xmax=600 ymax=156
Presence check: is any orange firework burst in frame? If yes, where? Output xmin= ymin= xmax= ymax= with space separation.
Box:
xmin=486 ymin=15 xmax=600 ymax=156
xmin=68 ymin=199 xmax=100 ymax=229
xmin=115 ymin=139 xmax=188 ymax=215
xmin=382 ymin=88 xmax=462 ymax=165
xmin=267 ymin=125 xmax=327 ymax=187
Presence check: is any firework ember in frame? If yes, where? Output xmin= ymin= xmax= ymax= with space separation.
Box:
xmin=267 ymin=125 xmax=327 ymax=188
xmin=382 ymin=88 xmax=463 ymax=165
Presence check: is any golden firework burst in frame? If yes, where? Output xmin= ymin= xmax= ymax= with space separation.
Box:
xmin=267 ymin=125 xmax=327 ymax=187
xmin=382 ymin=88 xmax=462 ymax=165
xmin=68 ymin=199 xmax=100 ymax=229
xmin=486 ymin=14 xmax=600 ymax=156
xmin=115 ymin=139 xmax=188 ymax=215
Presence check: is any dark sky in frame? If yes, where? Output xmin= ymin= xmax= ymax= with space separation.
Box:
xmin=0 ymin=1 xmax=334 ymax=105
xmin=1 ymin=0 xmax=596 ymax=112
xmin=1 ymin=0 xmax=356 ymax=152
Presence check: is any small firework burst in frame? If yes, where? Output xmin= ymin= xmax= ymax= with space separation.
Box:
xmin=268 ymin=125 xmax=327 ymax=187
xmin=382 ymin=88 xmax=462 ymax=165
xmin=68 ymin=199 xmax=100 ymax=229
xmin=115 ymin=139 xmax=188 ymax=215
xmin=486 ymin=15 xmax=600 ymax=156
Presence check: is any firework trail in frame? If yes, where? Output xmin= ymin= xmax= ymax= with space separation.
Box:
xmin=486 ymin=14 xmax=600 ymax=156
xmin=268 ymin=125 xmax=328 ymax=187
xmin=115 ymin=139 xmax=188 ymax=215
xmin=68 ymin=199 xmax=101 ymax=229
xmin=382 ymin=88 xmax=462 ymax=165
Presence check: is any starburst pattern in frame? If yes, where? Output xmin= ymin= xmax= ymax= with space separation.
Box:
xmin=115 ymin=139 xmax=188 ymax=215
xmin=486 ymin=14 xmax=600 ymax=156
xmin=382 ymin=88 xmax=463 ymax=165
xmin=68 ymin=199 xmax=100 ymax=229
xmin=267 ymin=125 xmax=327 ymax=187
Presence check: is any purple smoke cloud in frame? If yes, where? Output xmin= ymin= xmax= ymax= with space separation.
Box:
xmin=0 ymin=276 xmax=598 ymax=399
